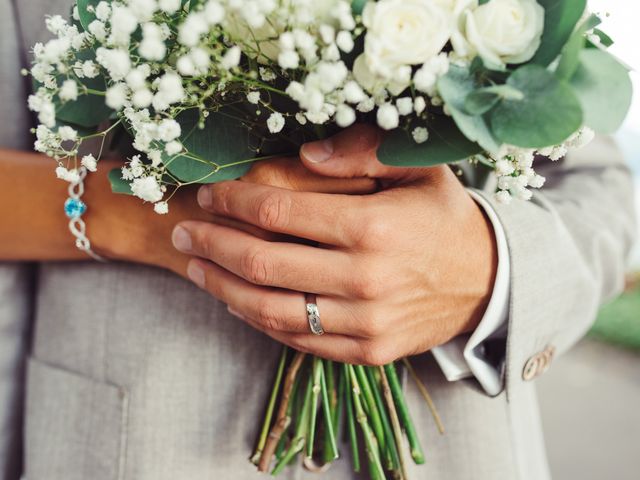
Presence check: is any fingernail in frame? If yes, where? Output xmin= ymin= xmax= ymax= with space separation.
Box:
xmin=187 ymin=261 xmax=205 ymax=288
xmin=172 ymin=226 xmax=192 ymax=252
xmin=302 ymin=139 xmax=334 ymax=163
xmin=198 ymin=186 xmax=212 ymax=208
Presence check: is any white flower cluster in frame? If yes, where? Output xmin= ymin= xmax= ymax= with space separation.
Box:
xmin=492 ymin=127 xmax=596 ymax=204
xmin=27 ymin=0 xmax=565 ymax=213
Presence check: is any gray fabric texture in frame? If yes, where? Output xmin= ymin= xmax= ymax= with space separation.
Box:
xmin=0 ymin=1 xmax=636 ymax=479
xmin=0 ymin=1 xmax=37 ymax=478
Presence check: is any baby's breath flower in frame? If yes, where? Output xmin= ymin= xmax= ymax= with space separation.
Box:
xmin=81 ymin=154 xmax=98 ymax=172
xmin=412 ymin=127 xmax=429 ymax=144
xmin=267 ymin=112 xmax=285 ymax=133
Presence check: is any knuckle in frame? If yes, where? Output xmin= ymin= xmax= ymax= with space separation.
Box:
xmin=352 ymin=214 xmax=392 ymax=251
xmin=256 ymin=297 xmax=282 ymax=331
xmin=240 ymin=246 xmax=273 ymax=285
xmin=358 ymin=340 xmax=397 ymax=367
xmin=256 ymin=191 xmax=291 ymax=231
xmin=349 ymin=264 xmax=384 ymax=300
xmin=361 ymin=312 xmax=388 ymax=338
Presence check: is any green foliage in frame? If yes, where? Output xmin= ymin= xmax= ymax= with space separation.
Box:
xmin=76 ymin=0 xmax=101 ymax=31
xmin=351 ymin=0 xmax=368 ymax=15
xmin=569 ymin=49 xmax=633 ymax=134
xmin=437 ymin=64 xmax=501 ymax=153
xmin=489 ymin=64 xmax=583 ymax=148
xmin=108 ymin=167 xmax=133 ymax=194
xmin=530 ymin=0 xmax=587 ymax=66
xmin=56 ymin=78 xmax=112 ymax=127
xmin=378 ymin=115 xmax=482 ymax=167
xmin=54 ymin=50 xmax=112 ymax=127
xmin=555 ymin=14 xmax=601 ymax=80
xmin=590 ymin=279 xmax=640 ymax=351
xmin=164 ymin=109 xmax=256 ymax=183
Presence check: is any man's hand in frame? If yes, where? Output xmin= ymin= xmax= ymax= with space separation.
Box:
xmin=172 ymin=125 xmax=498 ymax=365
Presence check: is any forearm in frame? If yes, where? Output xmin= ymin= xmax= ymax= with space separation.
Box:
xmin=0 ymin=149 xmax=90 ymax=262
xmin=0 ymin=149 xmax=195 ymax=273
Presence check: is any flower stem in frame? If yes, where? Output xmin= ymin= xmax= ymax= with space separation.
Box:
xmin=320 ymin=360 xmax=339 ymax=461
xmin=271 ymin=375 xmax=314 ymax=476
xmin=354 ymin=365 xmax=386 ymax=456
xmin=384 ymin=364 xmax=425 ymax=465
xmin=322 ymin=360 xmax=338 ymax=465
xmin=251 ymin=346 xmax=288 ymax=465
xmin=402 ymin=358 xmax=445 ymax=435
xmin=258 ymin=352 xmax=306 ymax=472
xmin=379 ymin=366 xmax=409 ymax=480
xmin=306 ymin=357 xmax=323 ymax=458
xmin=366 ymin=367 xmax=401 ymax=472
xmin=348 ymin=365 xmax=386 ymax=480
xmin=343 ymin=364 xmax=361 ymax=473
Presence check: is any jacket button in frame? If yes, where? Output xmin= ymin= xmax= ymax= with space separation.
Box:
xmin=538 ymin=346 xmax=556 ymax=375
xmin=522 ymin=346 xmax=556 ymax=381
xmin=522 ymin=355 xmax=541 ymax=381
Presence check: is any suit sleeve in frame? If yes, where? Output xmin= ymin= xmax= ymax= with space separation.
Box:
xmin=0 ymin=1 xmax=37 ymax=478
xmin=475 ymin=136 xmax=637 ymax=396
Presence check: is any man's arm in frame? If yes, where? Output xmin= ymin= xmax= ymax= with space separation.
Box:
xmin=480 ymin=135 xmax=636 ymax=395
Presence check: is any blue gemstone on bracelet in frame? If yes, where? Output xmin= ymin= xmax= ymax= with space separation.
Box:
xmin=64 ymin=198 xmax=87 ymax=219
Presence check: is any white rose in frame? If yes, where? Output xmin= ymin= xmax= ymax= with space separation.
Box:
xmin=362 ymin=0 xmax=452 ymax=78
xmin=455 ymin=0 xmax=545 ymax=70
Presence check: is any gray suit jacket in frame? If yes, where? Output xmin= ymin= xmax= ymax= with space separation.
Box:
xmin=1 ymin=1 xmax=636 ymax=479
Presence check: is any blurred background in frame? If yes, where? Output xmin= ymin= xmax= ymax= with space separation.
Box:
xmin=537 ymin=2 xmax=640 ymax=478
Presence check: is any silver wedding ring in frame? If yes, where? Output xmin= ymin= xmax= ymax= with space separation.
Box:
xmin=305 ymin=293 xmax=324 ymax=336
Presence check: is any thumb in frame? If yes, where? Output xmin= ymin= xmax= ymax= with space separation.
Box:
xmin=299 ymin=124 xmax=430 ymax=183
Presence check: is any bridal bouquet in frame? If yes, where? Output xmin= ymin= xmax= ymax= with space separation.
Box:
xmin=27 ymin=0 xmax=632 ymax=478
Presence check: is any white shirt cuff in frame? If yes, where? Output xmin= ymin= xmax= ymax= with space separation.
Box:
xmin=431 ymin=190 xmax=510 ymax=396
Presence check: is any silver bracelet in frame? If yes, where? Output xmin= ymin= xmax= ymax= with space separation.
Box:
xmin=64 ymin=166 xmax=107 ymax=262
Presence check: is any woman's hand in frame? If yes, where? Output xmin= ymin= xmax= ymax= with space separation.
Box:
xmin=172 ymin=125 xmax=498 ymax=365
xmin=92 ymin=156 xmax=374 ymax=277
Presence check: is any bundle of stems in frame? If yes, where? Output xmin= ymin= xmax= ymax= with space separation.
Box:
xmin=251 ymin=347 xmax=444 ymax=479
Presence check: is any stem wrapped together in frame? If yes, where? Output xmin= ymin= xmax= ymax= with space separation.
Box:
xmin=253 ymin=353 xmax=443 ymax=479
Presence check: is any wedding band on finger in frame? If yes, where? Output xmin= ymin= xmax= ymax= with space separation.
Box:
xmin=305 ymin=293 xmax=325 ymax=336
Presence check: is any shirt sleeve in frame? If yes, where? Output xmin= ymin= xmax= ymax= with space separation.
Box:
xmin=430 ymin=189 xmax=509 ymax=396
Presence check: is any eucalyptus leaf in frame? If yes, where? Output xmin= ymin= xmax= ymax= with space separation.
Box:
xmin=464 ymin=91 xmax=501 ymax=116
xmin=555 ymin=14 xmax=601 ymax=80
xmin=55 ymin=51 xmax=112 ymax=127
xmin=489 ymin=64 xmax=583 ymax=148
xmin=437 ymin=64 xmax=501 ymax=153
xmin=76 ymin=0 xmax=101 ymax=31
xmin=108 ymin=167 xmax=133 ymax=195
xmin=570 ymin=49 xmax=632 ymax=134
xmin=164 ymin=109 xmax=256 ymax=183
xmin=378 ymin=115 xmax=482 ymax=167
xmin=531 ymin=0 xmax=587 ymax=66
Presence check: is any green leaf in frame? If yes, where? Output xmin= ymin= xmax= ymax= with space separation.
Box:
xmin=351 ymin=0 xmax=368 ymax=15
xmin=464 ymin=85 xmax=524 ymax=115
xmin=464 ymin=91 xmax=500 ymax=115
xmin=76 ymin=0 xmax=101 ymax=31
xmin=56 ymin=78 xmax=112 ymax=127
xmin=489 ymin=64 xmax=583 ymax=148
xmin=589 ymin=28 xmax=614 ymax=48
xmin=570 ymin=49 xmax=632 ymax=134
xmin=437 ymin=64 xmax=502 ymax=153
xmin=108 ymin=167 xmax=133 ymax=195
xmin=555 ymin=14 xmax=601 ymax=80
xmin=531 ymin=0 xmax=587 ymax=66
xmin=378 ymin=115 xmax=482 ymax=168
xmin=165 ymin=109 xmax=256 ymax=183
xmin=51 ymin=50 xmax=112 ymax=128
